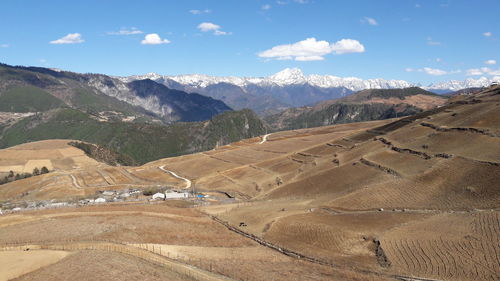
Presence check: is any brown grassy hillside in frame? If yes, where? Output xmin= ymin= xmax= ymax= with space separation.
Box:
xmin=0 ymin=86 xmax=498 ymax=281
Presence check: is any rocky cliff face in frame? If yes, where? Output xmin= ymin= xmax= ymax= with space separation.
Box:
xmin=87 ymin=75 xmax=231 ymax=122
xmin=0 ymin=63 xmax=232 ymax=123
xmin=126 ymin=79 xmax=231 ymax=122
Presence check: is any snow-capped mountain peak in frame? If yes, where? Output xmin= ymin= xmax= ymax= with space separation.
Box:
xmin=120 ymin=69 xmax=494 ymax=115
xmin=424 ymin=76 xmax=492 ymax=91
xmin=119 ymin=72 xmax=162 ymax=82
xmin=121 ymin=68 xmax=493 ymax=93
xmin=269 ymin=68 xmax=306 ymax=85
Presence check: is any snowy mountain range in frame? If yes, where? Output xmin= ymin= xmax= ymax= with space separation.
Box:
xmin=424 ymin=76 xmax=494 ymax=93
xmin=120 ymin=68 xmax=494 ymax=115
xmin=121 ymin=68 xmax=415 ymax=92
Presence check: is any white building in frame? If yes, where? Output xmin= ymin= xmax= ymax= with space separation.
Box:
xmin=152 ymin=193 xmax=166 ymax=200
xmin=164 ymin=190 xmax=190 ymax=199
xmin=119 ymin=192 xmax=130 ymax=198
xmin=94 ymin=198 xmax=106 ymax=203
xmin=48 ymin=202 xmax=67 ymax=208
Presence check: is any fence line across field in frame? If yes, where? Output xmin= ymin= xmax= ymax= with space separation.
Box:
xmin=0 ymin=240 xmax=236 ymax=281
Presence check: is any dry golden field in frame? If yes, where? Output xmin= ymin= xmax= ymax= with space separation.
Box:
xmin=0 ymin=87 xmax=499 ymax=280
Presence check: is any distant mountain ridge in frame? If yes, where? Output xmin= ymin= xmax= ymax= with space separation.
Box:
xmin=265 ymin=87 xmax=448 ymax=131
xmin=121 ymin=68 xmax=415 ymax=115
xmin=0 ymin=63 xmax=231 ymax=123
xmin=0 ymin=108 xmax=266 ymax=164
xmin=424 ymin=77 xmax=493 ymax=93
xmin=120 ymin=68 xmax=494 ymax=115
xmin=0 ymin=63 xmax=265 ymax=163
xmin=122 ymin=68 xmax=413 ymax=91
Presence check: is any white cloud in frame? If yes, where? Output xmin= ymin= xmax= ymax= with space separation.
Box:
xmin=426 ymin=37 xmax=441 ymax=46
xmin=466 ymin=68 xmax=484 ymax=76
xmin=38 ymin=58 xmax=49 ymax=66
xmin=258 ymin=37 xmax=365 ymax=61
xmin=295 ymin=55 xmax=325 ymax=61
xmin=197 ymin=22 xmax=230 ymax=36
xmin=0 ymin=44 xmax=8 ymax=48
xmin=261 ymin=4 xmax=271 ymax=10
xmin=361 ymin=17 xmax=378 ymax=26
xmin=50 ymin=33 xmax=84 ymax=44
xmin=423 ymin=67 xmax=447 ymax=76
xmin=466 ymin=67 xmax=500 ymax=76
xmin=331 ymin=39 xmax=365 ymax=54
xmin=483 ymin=31 xmax=492 ymax=37
xmin=197 ymin=22 xmax=220 ymax=32
xmin=258 ymin=38 xmax=331 ymax=61
xmin=485 ymin=59 xmax=496 ymax=65
xmin=407 ymin=67 xmax=460 ymax=75
xmin=141 ymin=33 xmax=170 ymax=45
xmin=107 ymin=27 xmax=143 ymax=35
xmin=481 ymin=67 xmax=491 ymax=73
xmin=276 ymin=0 xmax=307 ymax=5
xmin=427 ymin=41 xmax=441 ymax=46
xmin=487 ymin=69 xmax=500 ymax=76
xmin=189 ymin=9 xmax=211 ymax=15
xmin=214 ymin=30 xmax=228 ymax=36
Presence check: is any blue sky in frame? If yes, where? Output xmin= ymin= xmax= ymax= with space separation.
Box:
xmin=0 ymin=0 xmax=498 ymax=84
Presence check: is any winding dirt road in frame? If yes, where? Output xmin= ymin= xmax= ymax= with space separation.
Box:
xmin=259 ymin=134 xmax=271 ymax=144
xmin=159 ymin=165 xmax=192 ymax=189
xmin=69 ymin=174 xmax=82 ymax=189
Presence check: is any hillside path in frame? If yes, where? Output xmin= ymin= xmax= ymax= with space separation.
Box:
xmin=159 ymin=165 xmax=192 ymax=189
xmin=69 ymin=174 xmax=82 ymax=189
xmin=259 ymin=133 xmax=271 ymax=144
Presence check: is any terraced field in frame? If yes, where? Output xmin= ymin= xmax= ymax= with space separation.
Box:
xmin=0 ymin=139 xmax=98 ymax=174
xmin=0 ymin=204 xmax=388 ymax=281
xmin=0 ymin=87 xmax=499 ymax=280
xmin=381 ymin=212 xmax=500 ymax=281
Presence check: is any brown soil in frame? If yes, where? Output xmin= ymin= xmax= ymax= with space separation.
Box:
xmin=0 ymin=250 xmax=70 ymax=281
xmin=12 ymin=250 xmax=196 ymax=281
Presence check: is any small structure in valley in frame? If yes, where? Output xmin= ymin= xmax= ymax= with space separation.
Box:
xmin=94 ymin=198 xmax=106 ymax=203
xmin=164 ymin=190 xmax=189 ymax=199
xmin=152 ymin=193 xmax=166 ymax=200
xmin=102 ymin=191 xmax=115 ymax=196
